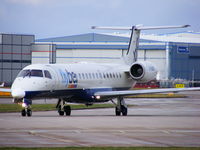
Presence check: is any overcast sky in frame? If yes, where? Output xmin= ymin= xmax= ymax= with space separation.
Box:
xmin=0 ymin=0 xmax=199 ymax=39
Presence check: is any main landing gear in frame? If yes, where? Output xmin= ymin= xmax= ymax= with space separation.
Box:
xmin=114 ymin=97 xmax=128 ymax=116
xmin=21 ymin=99 xmax=32 ymax=117
xmin=56 ymin=99 xmax=71 ymax=116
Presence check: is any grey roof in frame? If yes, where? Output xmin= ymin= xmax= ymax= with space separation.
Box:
xmin=36 ymin=33 xmax=166 ymax=50
xmin=56 ymin=44 xmax=166 ymax=50
xmin=36 ymin=33 xmax=152 ymax=43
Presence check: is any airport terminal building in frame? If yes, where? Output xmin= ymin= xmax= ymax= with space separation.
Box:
xmin=0 ymin=32 xmax=200 ymax=85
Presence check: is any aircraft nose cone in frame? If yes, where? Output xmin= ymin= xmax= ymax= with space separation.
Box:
xmin=11 ymin=89 xmax=25 ymax=99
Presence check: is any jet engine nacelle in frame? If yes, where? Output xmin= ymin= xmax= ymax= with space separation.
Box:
xmin=129 ymin=61 xmax=157 ymax=82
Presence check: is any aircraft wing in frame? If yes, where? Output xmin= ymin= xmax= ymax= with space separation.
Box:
xmin=94 ymin=87 xmax=200 ymax=99
xmin=0 ymin=88 xmax=12 ymax=92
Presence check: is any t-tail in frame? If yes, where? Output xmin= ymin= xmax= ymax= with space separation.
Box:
xmin=92 ymin=25 xmax=190 ymax=65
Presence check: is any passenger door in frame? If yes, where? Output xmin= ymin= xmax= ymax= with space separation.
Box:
xmin=44 ymin=66 xmax=58 ymax=91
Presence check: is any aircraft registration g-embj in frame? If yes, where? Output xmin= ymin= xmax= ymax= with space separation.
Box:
xmin=1 ymin=25 xmax=200 ymax=117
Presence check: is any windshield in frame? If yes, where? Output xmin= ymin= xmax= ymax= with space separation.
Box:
xmin=17 ymin=69 xmax=43 ymax=78
xmin=44 ymin=70 xmax=52 ymax=79
xmin=30 ymin=70 xmax=43 ymax=77
xmin=17 ymin=70 xmax=30 ymax=77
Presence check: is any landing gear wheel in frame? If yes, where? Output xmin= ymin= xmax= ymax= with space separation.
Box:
xmin=58 ymin=106 xmax=64 ymax=116
xmin=56 ymin=99 xmax=72 ymax=116
xmin=64 ymin=105 xmax=71 ymax=116
xmin=59 ymin=111 xmax=64 ymax=116
xmin=121 ymin=105 xmax=128 ymax=116
xmin=115 ymin=97 xmax=128 ymax=116
xmin=21 ymin=109 xmax=26 ymax=117
xmin=115 ymin=107 xmax=121 ymax=116
xmin=27 ymin=109 xmax=32 ymax=117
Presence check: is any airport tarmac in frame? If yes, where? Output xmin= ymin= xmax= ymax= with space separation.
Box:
xmin=0 ymin=91 xmax=200 ymax=147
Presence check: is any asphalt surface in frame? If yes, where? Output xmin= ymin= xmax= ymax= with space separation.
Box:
xmin=0 ymin=91 xmax=200 ymax=147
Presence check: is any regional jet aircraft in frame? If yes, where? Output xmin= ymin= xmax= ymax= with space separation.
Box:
xmin=1 ymin=25 xmax=200 ymax=117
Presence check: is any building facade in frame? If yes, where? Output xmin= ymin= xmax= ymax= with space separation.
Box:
xmin=34 ymin=33 xmax=200 ymax=81
xmin=0 ymin=34 xmax=34 ymax=85
xmin=0 ymin=32 xmax=200 ymax=85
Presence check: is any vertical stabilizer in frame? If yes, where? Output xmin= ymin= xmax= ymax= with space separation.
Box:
xmin=124 ymin=26 xmax=140 ymax=65
xmin=92 ymin=25 xmax=190 ymax=65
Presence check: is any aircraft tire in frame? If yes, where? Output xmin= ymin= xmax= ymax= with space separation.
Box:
xmin=58 ymin=105 xmax=64 ymax=116
xmin=121 ymin=106 xmax=128 ymax=116
xmin=64 ymin=105 xmax=71 ymax=116
xmin=59 ymin=110 xmax=64 ymax=116
xmin=27 ymin=109 xmax=32 ymax=117
xmin=115 ymin=107 xmax=121 ymax=116
xmin=21 ymin=109 xmax=26 ymax=117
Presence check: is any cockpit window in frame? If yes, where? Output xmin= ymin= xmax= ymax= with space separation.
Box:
xmin=30 ymin=70 xmax=43 ymax=77
xmin=17 ymin=69 xmax=43 ymax=78
xmin=44 ymin=70 xmax=52 ymax=79
xmin=17 ymin=70 xmax=30 ymax=78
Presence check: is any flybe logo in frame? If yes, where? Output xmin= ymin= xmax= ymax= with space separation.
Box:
xmin=59 ymin=69 xmax=78 ymax=88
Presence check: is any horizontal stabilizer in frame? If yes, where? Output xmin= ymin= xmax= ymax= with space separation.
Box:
xmin=137 ymin=25 xmax=190 ymax=30
xmin=92 ymin=25 xmax=190 ymax=31
xmin=91 ymin=26 xmax=132 ymax=30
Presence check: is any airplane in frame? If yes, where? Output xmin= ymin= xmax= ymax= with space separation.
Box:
xmin=1 ymin=24 xmax=200 ymax=117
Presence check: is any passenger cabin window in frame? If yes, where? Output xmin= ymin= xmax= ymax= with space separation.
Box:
xmin=85 ymin=73 xmax=88 ymax=79
xmin=99 ymin=73 xmax=102 ymax=79
xmin=96 ymin=73 xmax=99 ymax=79
xmin=119 ymin=73 xmax=122 ymax=78
xmin=44 ymin=70 xmax=52 ymax=79
xmin=89 ymin=73 xmax=92 ymax=79
xmin=78 ymin=73 xmax=81 ymax=80
xmin=113 ymin=73 xmax=115 ymax=78
xmin=82 ymin=73 xmax=85 ymax=79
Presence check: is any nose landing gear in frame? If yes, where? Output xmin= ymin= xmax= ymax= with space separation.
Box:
xmin=21 ymin=99 xmax=32 ymax=117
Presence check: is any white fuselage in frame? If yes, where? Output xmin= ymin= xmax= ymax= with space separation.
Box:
xmin=11 ymin=63 xmax=135 ymax=103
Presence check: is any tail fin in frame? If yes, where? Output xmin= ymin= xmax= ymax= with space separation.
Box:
xmin=92 ymin=25 xmax=190 ymax=65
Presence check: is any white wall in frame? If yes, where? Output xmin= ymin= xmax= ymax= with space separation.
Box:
xmin=31 ymin=44 xmax=50 ymax=64
xmin=31 ymin=44 xmax=167 ymax=79
xmin=56 ymin=49 xmax=122 ymax=64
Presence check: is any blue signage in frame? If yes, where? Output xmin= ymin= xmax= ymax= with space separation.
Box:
xmin=177 ymin=46 xmax=189 ymax=54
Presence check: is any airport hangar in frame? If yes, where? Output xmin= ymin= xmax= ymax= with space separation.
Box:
xmin=0 ymin=32 xmax=200 ymax=86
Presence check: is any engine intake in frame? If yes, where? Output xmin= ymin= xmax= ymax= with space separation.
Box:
xmin=130 ymin=64 xmax=144 ymax=79
xmin=130 ymin=61 xmax=157 ymax=82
